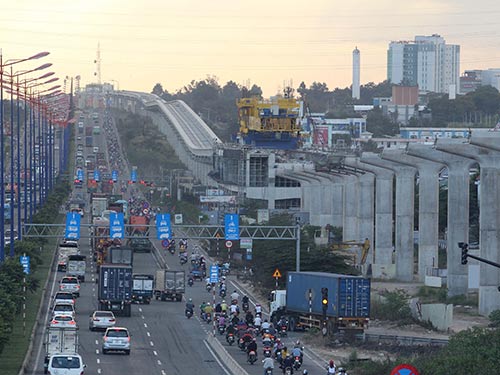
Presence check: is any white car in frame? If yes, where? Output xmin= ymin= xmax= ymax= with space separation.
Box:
xmin=89 ymin=310 xmax=116 ymax=331
xmin=53 ymin=292 xmax=76 ymax=306
xmin=50 ymin=315 xmax=77 ymax=328
xmin=47 ymin=354 xmax=86 ymax=375
xmin=59 ymin=276 xmax=81 ymax=297
xmin=102 ymin=327 xmax=131 ymax=355
xmin=52 ymin=302 xmax=76 ymax=319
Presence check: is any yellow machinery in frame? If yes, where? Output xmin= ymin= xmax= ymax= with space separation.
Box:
xmin=331 ymin=238 xmax=371 ymax=266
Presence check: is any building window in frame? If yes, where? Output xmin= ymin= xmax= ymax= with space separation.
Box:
xmin=275 ymin=176 xmax=301 ymax=187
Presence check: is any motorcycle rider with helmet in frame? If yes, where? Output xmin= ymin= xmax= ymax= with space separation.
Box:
xmin=280 ymin=353 xmax=294 ymax=374
xmin=262 ymin=355 xmax=274 ymax=375
xmin=247 ymin=337 xmax=258 ymax=362
xmin=291 ymin=340 xmax=303 ymax=365
xmin=326 ymin=360 xmax=336 ymax=374
xmin=185 ymin=298 xmax=194 ymax=316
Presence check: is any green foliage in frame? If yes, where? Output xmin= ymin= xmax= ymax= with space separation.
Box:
xmin=370 ymin=290 xmax=413 ymax=323
xmin=415 ymin=286 xmax=448 ymax=303
xmin=488 ymin=309 xmax=500 ymax=328
xmin=366 ymin=106 xmax=400 ymax=137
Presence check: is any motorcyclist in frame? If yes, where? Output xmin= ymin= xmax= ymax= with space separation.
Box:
xmin=326 ymin=360 xmax=336 ymax=374
xmin=203 ymin=302 xmax=214 ymax=321
xmin=255 ymin=303 xmax=262 ymax=315
xmin=337 ymin=368 xmax=348 ymax=375
xmin=247 ymin=337 xmax=258 ymax=361
xmin=226 ymin=323 xmax=236 ymax=339
xmin=262 ymin=356 xmax=274 ymax=374
xmin=261 ymin=319 xmax=271 ymax=334
xmin=230 ymin=290 xmax=240 ymax=303
xmin=218 ymin=314 xmax=226 ymax=327
xmin=215 ymin=302 xmax=222 ymax=314
xmin=221 ymin=300 xmax=228 ymax=314
xmin=185 ymin=298 xmax=194 ymax=315
xmin=245 ymin=310 xmax=254 ymax=326
xmin=242 ymin=295 xmax=250 ymax=304
xmin=230 ymin=302 xmax=239 ymax=316
xmin=200 ymin=301 xmax=207 ymax=316
xmin=291 ymin=341 xmax=303 ymax=364
xmin=254 ymin=314 xmax=262 ymax=330
xmin=281 ymin=353 xmax=294 ymax=374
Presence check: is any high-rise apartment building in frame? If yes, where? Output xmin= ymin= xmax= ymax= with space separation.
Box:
xmin=387 ymin=34 xmax=460 ymax=95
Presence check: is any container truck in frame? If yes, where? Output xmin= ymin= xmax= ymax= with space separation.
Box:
xmin=43 ymin=326 xmax=78 ymax=374
xmin=57 ymin=241 xmax=80 ymax=272
xmin=85 ymin=135 xmax=93 ymax=147
xmin=67 ymin=255 xmax=86 ymax=282
xmin=91 ymin=197 xmax=108 ymax=218
xmin=132 ymin=274 xmax=154 ymax=304
xmin=105 ymin=246 xmax=133 ymax=265
xmin=154 ymin=270 xmax=185 ymax=302
xmin=269 ymin=272 xmax=370 ymax=334
xmin=98 ymin=265 xmax=133 ymax=316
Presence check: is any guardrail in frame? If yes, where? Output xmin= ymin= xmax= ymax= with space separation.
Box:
xmin=364 ymin=333 xmax=449 ymax=346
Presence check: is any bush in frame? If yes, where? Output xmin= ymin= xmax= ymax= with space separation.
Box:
xmin=489 ymin=309 xmax=500 ymax=328
xmin=371 ymin=290 xmax=413 ymax=324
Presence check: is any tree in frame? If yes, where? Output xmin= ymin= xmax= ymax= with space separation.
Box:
xmin=366 ymin=107 xmax=399 ymax=137
xmin=470 ymin=85 xmax=500 ymax=115
xmin=152 ymin=83 xmax=164 ymax=97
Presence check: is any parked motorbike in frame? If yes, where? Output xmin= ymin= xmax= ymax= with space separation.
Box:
xmin=247 ymin=350 xmax=257 ymax=365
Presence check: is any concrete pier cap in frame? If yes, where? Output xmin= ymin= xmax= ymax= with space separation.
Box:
xmin=361 ymin=152 xmax=416 ymax=282
xmin=381 ymin=149 xmax=445 ymax=282
xmin=407 ymin=144 xmax=476 ymax=297
xmin=345 ymin=156 xmax=394 ymax=278
xmin=437 ymin=134 xmax=500 ymax=316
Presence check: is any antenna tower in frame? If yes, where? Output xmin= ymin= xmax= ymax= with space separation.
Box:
xmin=94 ymin=42 xmax=102 ymax=84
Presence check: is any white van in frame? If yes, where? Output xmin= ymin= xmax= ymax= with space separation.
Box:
xmin=93 ymin=146 xmax=99 ymax=154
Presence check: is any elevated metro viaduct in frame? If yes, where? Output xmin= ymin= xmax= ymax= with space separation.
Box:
xmin=102 ymin=90 xmax=500 ymax=316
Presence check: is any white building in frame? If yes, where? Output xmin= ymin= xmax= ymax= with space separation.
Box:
xmin=387 ymin=34 xmax=460 ymax=95
xmin=481 ymin=69 xmax=500 ymax=91
xmin=352 ymin=47 xmax=360 ymax=100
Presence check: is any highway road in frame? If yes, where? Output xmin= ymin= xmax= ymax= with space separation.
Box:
xmin=24 ymin=107 xmax=331 ymax=375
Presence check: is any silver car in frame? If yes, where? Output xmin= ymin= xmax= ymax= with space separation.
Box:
xmin=89 ymin=311 xmax=116 ymax=331
xmin=52 ymin=302 xmax=76 ymax=319
xmin=50 ymin=314 xmax=77 ymax=328
xmin=102 ymin=327 xmax=130 ymax=355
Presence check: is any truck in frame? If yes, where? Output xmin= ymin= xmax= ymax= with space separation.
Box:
xmin=128 ymin=215 xmax=149 ymax=236
xmin=132 ymin=274 xmax=154 ymax=304
xmin=269 ymin=272 xmax=370 ymax=334
xmin=85 ymin=135 xmax=93 ymax=147
xmin=105 ymin=246 xmax=133 ymax=265
xmin=57 ymin=241 xmax=80 ymax=272
xmin=98 ymin=265 xmax=133 ymax=316
xmin=85 ymin=126 xmax=92 ymax=137
xmin=154 ymin=270 xmax=185 ymax=302
xmin=127 ymin=237 xmax=152 ymax=253
xmin=91 ymin=196 xmax=108 ymax=218
xmin=67 ymin=255 xmax=86 ymax=282
xmin=43 ymin=326 xmax=78 ymax=374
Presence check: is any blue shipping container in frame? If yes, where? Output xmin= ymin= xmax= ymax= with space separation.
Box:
xmin=286 ymin=272 xmax=370 ymax=318
xmin=99 ymin=265 xmax=133 ymax=301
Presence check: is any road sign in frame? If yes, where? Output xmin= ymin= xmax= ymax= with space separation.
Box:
xmin=210 ymin=265 xmax=219 ymax=284
xmin=156 ymin=213 xmax=172 ymax=240
xmin=112 ymin=170 xmax=118 ymax=182
xmin=273 ymin=268 xmax=282 ymax=278
xmin=142 ymin=201 xmax=150 ymax=209
xmin=130 ymin=170 xmax=137 ymax=183
xmin=225 ymin=240 xmax=233 ymax=248
xmin=224 ymin=214 xmax=239 ymax=240
xmin=246 ymin=248 xmax=252 ymax=260
xmin=390 ymin=364 xmax=420 ymax=375
xmin=64 ymin=212 xmax=81 ymax=240
xmin=93 ymin=169 xmax=101 ymax=182
xmin=77 ymin=169 xmax=84 ymax=182
xmin=161 ymin=239 xmax=170 ymax=248
xmin=109 ymin=212 xmax=125 ymax=239
xmin=174 ymin=214 xmax=183 ymax=224
xmin=143 ymin=208 xmax=149 ymax=215
xmin=240 ymin=238 xmax=252 ymax=249
xmin=20 ymin=256 xmax=30 ymax=274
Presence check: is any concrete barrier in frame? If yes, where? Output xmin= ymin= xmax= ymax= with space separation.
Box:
xmin=205 ymin=334 xmax=249 ymax=375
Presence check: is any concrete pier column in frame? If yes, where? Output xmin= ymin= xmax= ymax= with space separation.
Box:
xmin=437 ymin=133 xmax=500 ymax=315
xmin=361 ymin=153 xmax=416 ymax=281
xmin=381 ymin=150 xmax=444 ymax=281
xmin=330 ymin=176 xmax=344 ymax=228
xmin=357 ymin=172 xmax=375 ymax=264
xmin=342 ymin=175 xmax=359 ymax=242
xmin=407 ymin=144 xmax=473 ymax=296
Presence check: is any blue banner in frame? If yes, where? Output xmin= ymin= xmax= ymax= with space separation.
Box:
xmin=209 ymin=264 xmax=219 ymax=284
xmin=65 ymin=212 xmax=81 ymax=240
xmin=109 ymin=212 xmax=125 ymax=239
xmin=156 ymin=213 xmax=171 ymax=240
xmin=20 ymin=255 xmax=30 ymax=274
xmin=112 ymin=170 xmax=118 ymax=182
xmin=130 ymin=170 xmax=137 ymax=183
xmin=77 ymin=169 xmax=84 ymax=182
xmin=94 ymin=169 xmax=101 ymax=182
xmin=225 ymin=214 xmax=239 ymax=240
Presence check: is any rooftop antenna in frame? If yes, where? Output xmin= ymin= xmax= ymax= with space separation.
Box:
xmin=94 ymin=42 xmax=101 ymax=84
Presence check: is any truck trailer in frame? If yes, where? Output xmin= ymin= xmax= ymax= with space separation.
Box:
xmin=154 ymin=270 xmax=185 ymax=302
xmin=132 ymin=274 xmax=154 ymax=304
xmin=98 ymin=265 xmax=133 ymax=316
xmin=67 ymin=254 xmax=86 ymax=282
xmin=43 ymin=326 xmax=79 ymax=374
xmin=270 ymin=272 xmax=370 ymax=334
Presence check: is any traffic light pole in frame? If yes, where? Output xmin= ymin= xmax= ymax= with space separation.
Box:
xmin=464 ymin=253 xmax=500 ymax=269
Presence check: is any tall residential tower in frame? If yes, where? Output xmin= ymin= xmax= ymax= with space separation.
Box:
xmin=352 ymin=47 xmax=360 ymax=100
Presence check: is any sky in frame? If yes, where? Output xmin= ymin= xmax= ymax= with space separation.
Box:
xmin=1 ymin=0 xmax=500 ymax=97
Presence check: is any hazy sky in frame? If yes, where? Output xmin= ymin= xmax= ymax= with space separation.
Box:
xmin=1 ymin=0 xmax=499 ymax=97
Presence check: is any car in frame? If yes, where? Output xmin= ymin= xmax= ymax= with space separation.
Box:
xmin=89 ymin=311 xmax=116 ymax=331
xmin=52 ymin=302 xmax=76 ymax=319
xmin=47 ymin=354 xmax=86 ymax=375
xmin=76 ymin=150 xmax=83 ymax=157
xmin=53 ymin=292 xmax=76 ymax=306
xmin=77 ymin=144 xmax=84 ymax=151
xmin=102 ymin=327 xmax=130 ymax=355
xmin=50 ymin=314 xmax=77 ymax=328
xmin=59 ymin=276 xmax=81 ymax=297
xmin=77 ymin=136 xmax=82 ymax=141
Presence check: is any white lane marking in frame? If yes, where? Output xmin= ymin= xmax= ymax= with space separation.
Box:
xmin=138 ymin=307 xmax=142 ymax=312
xmin=147 ymin=332 xmax=151 ymax=337
xmin=153 ymin=350 xmax=158 ymax=356
xmin=157 ymin=360 xmax=162 ymax=365
xmin=96 ymin=358 xmax=100 ymax=364
xmin=96 ymin=349 xmax=99 ymax=354
xmin=95 ymin=340 xmax=99 ymax=345
xmin=142 ymin=315 xmax=145 ymax=320
xmin=92 ymin=287 xmax=95 ymax=292
xmin=161 ymin=371 xmax=166 ymax=375
xmin=144 ymin=323 xmax=148 ymax=328
xmin=203 ymin=340 xmax=231 ymax=375
xmin=150 ymin=341 xmax=154 ymax=346
xmin=98 ymin=369 xmax=102 ymax=374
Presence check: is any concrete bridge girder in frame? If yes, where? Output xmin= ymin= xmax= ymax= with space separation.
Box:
xmin=407 ymin=144 xmax=475 ymax=296
xmin=381 ymin=150 xmax=445 ymax=282
xmin=344 ymin=157 xmax=394 ymax=275
xmin=436 ymin=135 xmax=500 ymax=316
xmin=361 ymin=152 xmax=417 ymax=282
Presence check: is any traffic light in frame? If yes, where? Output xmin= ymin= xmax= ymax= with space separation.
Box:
xmin=459 ymin=242 xmax=469 ymax=265
xmin=321 ymin=287 xmax=328 ymax=312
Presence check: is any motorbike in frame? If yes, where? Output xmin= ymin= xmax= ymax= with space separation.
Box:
xmin=180 ymin=256 xmax=187 ymax=265
xmin=279 ymin=322 xmax=288 ymax=337
xmin=263 ymin=346 xmax=272 ymax=358
xmin=187 ymin=278 xmax=194 ymax=287
xmin=247 ymin=350 xmax=257 ymax=365
xmin=185 ymin=309 xmax=193 ymax=319
xmin=226 ymin=333 xmax=235 ymax=346
xmin=219 ymin=288 xmax=226 ymax=298
xmin=293 ymin=356 xmax=302 ymax=370
xmin=242 ymin=301 xmax=249 ymax=312
xmin=282 ymin=365 xmax=293 ymax=375
xmin=218 ymin=324 xmax=226 ymax=335
xmin=206 ymin=283 xmax=212 ymax=292
xmin=168 ymin=246 xmax=175 ymax=255
xmin=264 ymin=367 xmax=273 ymax=375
